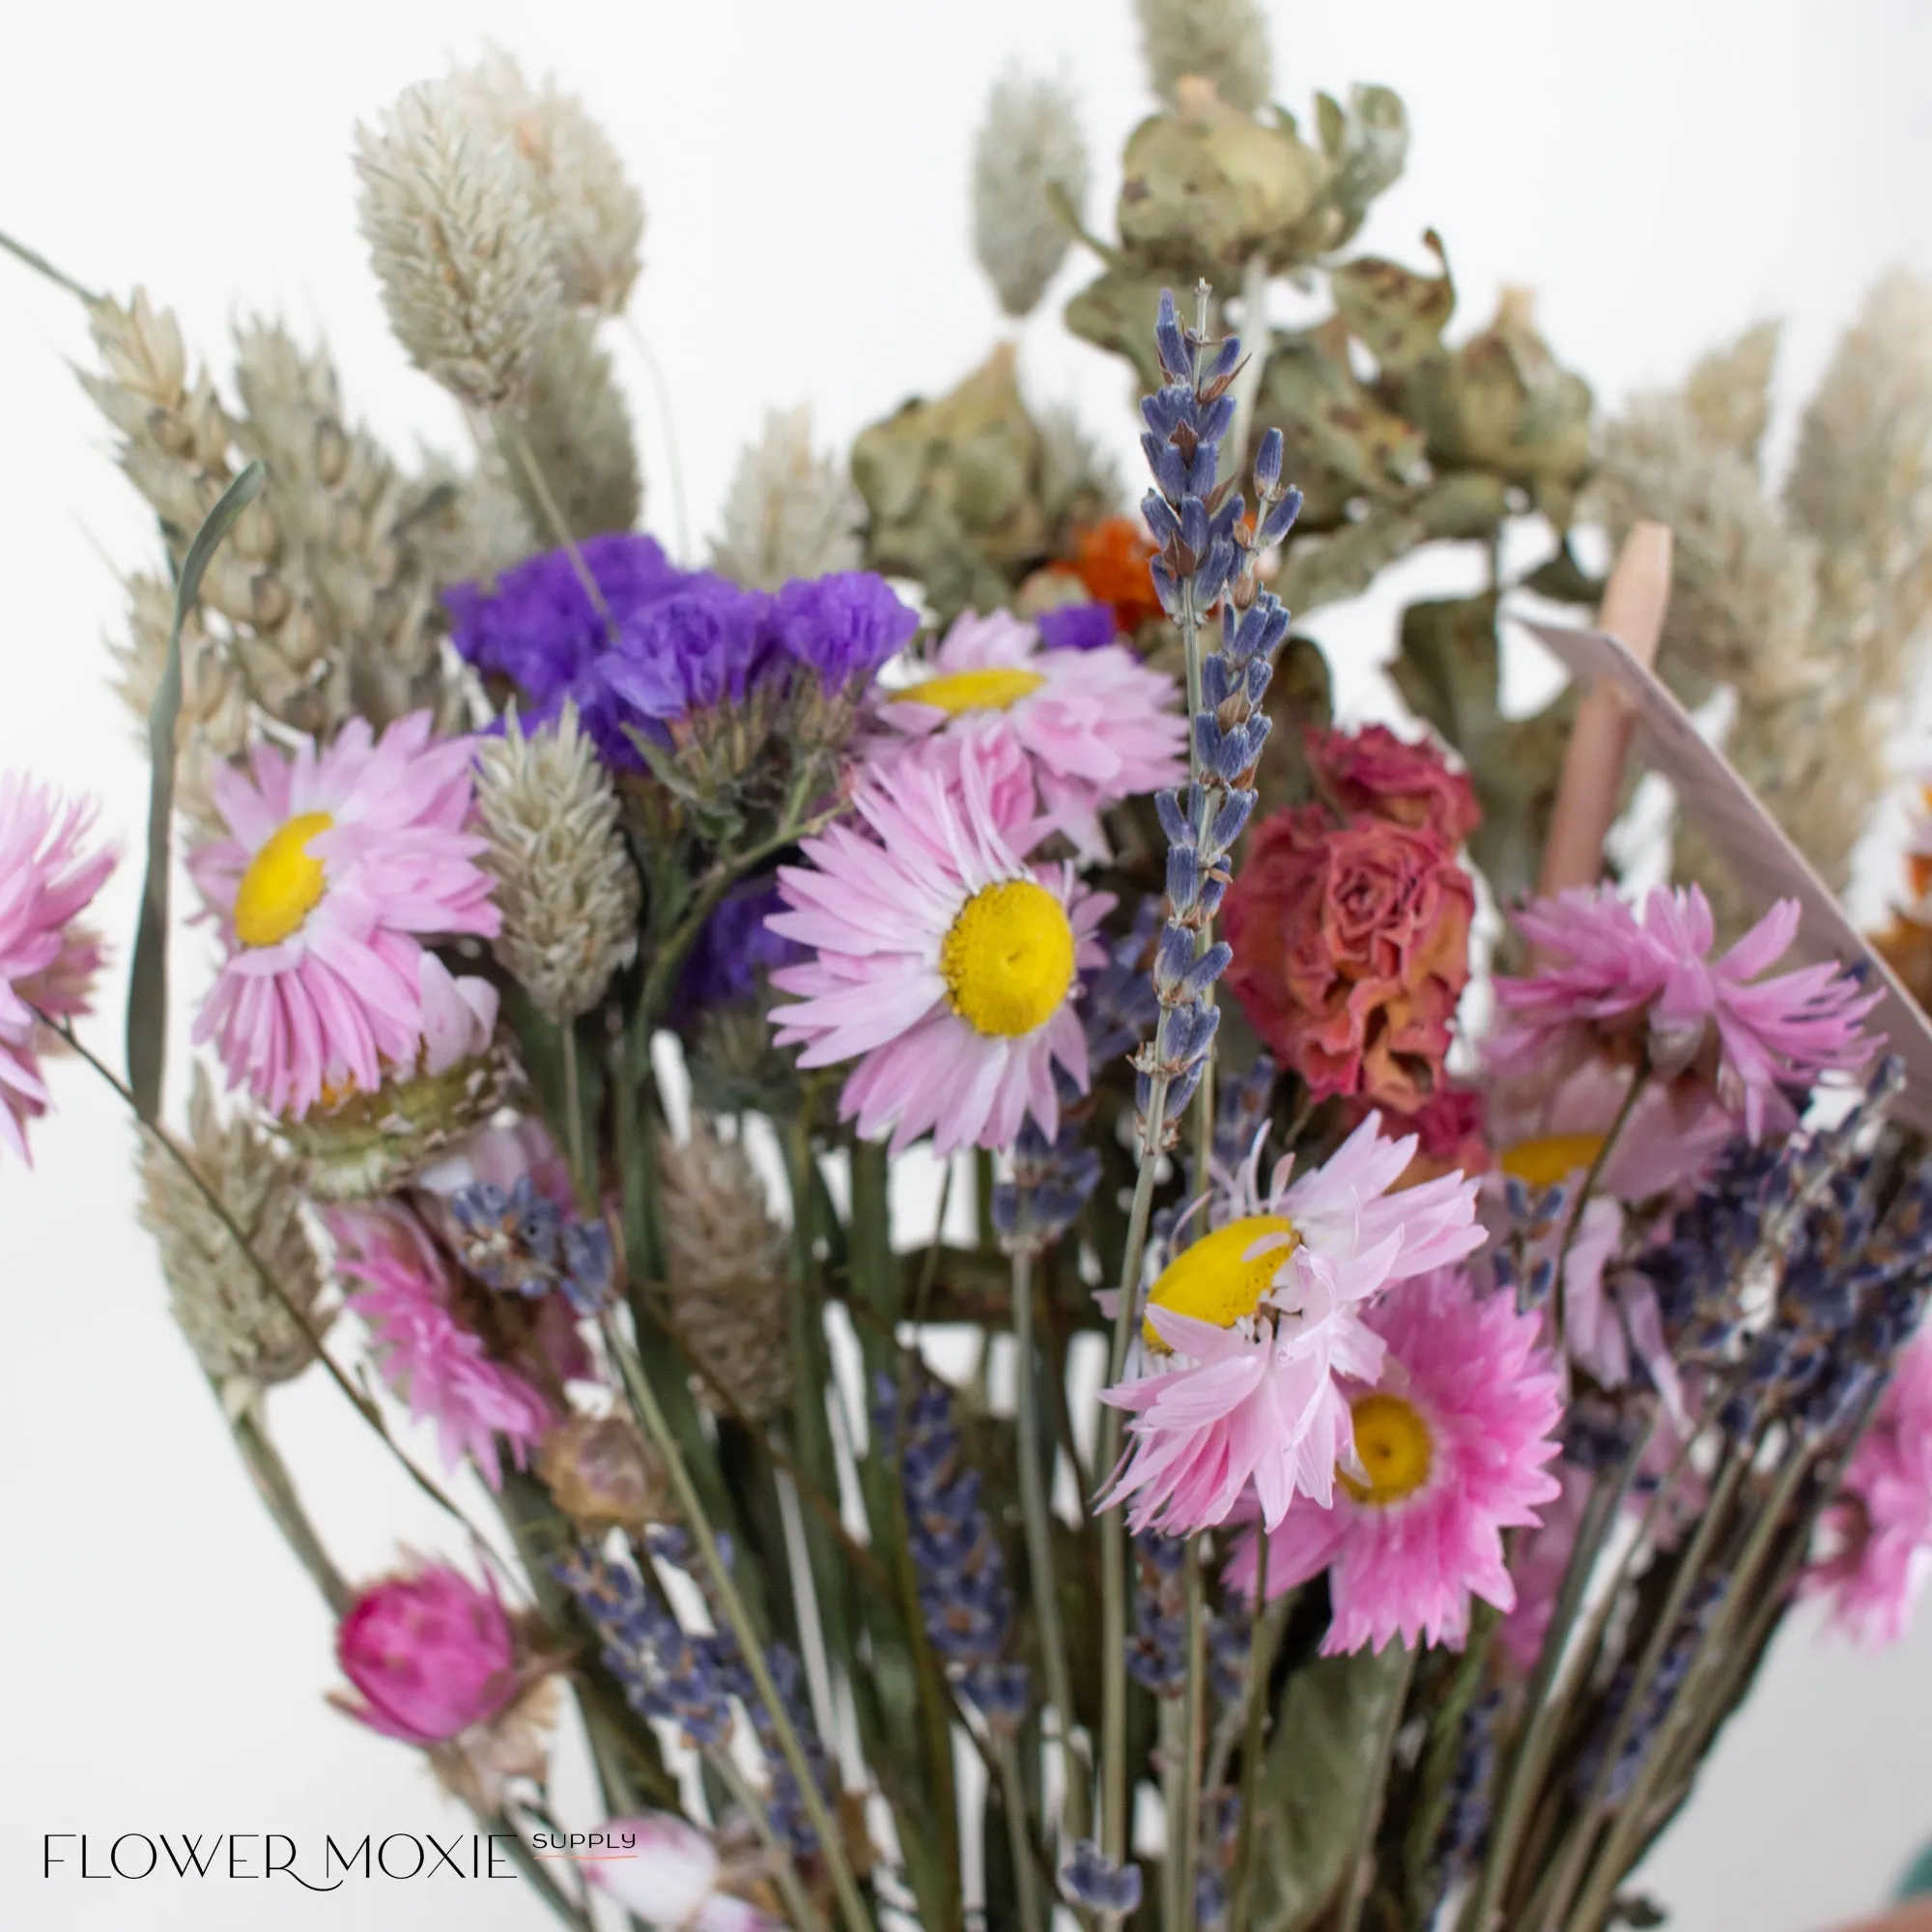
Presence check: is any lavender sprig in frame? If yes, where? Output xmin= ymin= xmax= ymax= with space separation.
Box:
xmin=1135 ymin=284 xmax=1300 ymax=1149
xmin=449 ymin=1173 xmax=615 ymax=1315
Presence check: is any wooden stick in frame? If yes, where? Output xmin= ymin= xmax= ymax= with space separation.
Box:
xmin=1535 ymin=519 xmax=1675 ymax=898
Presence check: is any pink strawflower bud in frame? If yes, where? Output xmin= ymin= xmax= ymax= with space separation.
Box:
xmin=330 ymin=1563 xmax=518 ymax=1745
xmin=0 ymin=771 xmax=116 ymax=1165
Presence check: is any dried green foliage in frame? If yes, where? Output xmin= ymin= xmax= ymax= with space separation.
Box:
xmin=1390 ymin=592 xmax=1576 ymax=910
xmin=851 ymin=344 xmax=1059 ymax=621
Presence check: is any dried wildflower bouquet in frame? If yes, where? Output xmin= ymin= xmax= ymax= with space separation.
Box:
xmin=11 ymin=14 xmax=1932 ymax=1932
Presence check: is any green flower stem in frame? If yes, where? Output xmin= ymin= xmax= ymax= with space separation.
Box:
xmin=227 ymin=1404 xmax=353 ymax=1616
xmin=1098 ymin=1069 xmax=1174 ymax=1869
xmin=1012 ymin=1242 xmax=1090 ymax=1851
xmin=497 ymin=415 xmax=617 ymax=641
xmin=1570 ymin=1447 xmax=1814 ymax=1932
xmin=1465 ymin=1404 xmax=1668 ymax=1930
xmin=1159 ymin=1692 xmax=1188 ymax=1932
xmin=601 ymin=1315 xmax=874 ymax=1932
xmin=1229 ymin=1542 xmax=1281 ymax=1932
xmin=1179 ymin=1536 xmax=1208 ymax=1932
xmin=619 ymin=313 xmax=693 ymax=568
xmin=559 ymin=1021 xmax=590 ymax=1212
xmin=1532 ymin=1453 xmax=1748 ymax=1932
xmin=1335 ymin=1640 xmax=1416 ymax=1932
xmin=0 ymin=223 xmax=104 ymax=305
xmin=1550 ymin=1060 xmax=1649 ymax=1357
xmin=998 ymin=1737 xmax=1048 ymax=1932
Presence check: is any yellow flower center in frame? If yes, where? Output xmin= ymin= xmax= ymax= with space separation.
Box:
xmin=939 ymin=880 xmax=1076 ymax=1037
xmin=1144 ymin=1214 xmax=1298 ymax=1352
xmin=1338 ymin=1392 xmax=1435 ymax=1507
xmin=233 ymin=811 xmax=333 ymax=949
xmin=1498 ymin=1131 xmax=1605 ymax=1192
xmin=899 ymin=667 xmax=1047 ymax=716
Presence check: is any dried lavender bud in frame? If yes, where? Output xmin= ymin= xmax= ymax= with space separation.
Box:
xmin=971 ymin=68 xmax=1090 ymax=319
xmin=1134 ymin=0 xmax=1274 ymax=116
xmin=139 ymin=1066 xmax=329 ymax=1405
xmin=709 ymin=405 xmax=865 ymax=591
xmin=472 ymin=701 xmax=639 ymax=1023
xmin=355 ymin=77 xmax=561 ymax=411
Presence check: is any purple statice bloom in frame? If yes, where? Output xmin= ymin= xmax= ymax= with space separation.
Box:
xmin=773 ymin=573 xmax=920 ymax=689
xmin=593 ymin=578 xmax=778 ymax=755
xmin=677 ymin=882 xmax=802 ymax=1015
xmin=1036 ymin=602 xmax=1120 ymax=653
xmin=444 ymin=534 xmax=686 ymax=704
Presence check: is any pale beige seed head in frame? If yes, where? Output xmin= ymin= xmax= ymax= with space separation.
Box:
xmin=971 ymin=68 xmax=1091 ymax=319
xmin=355 ymin=77 xmax=562 ymax=411
xmin=710 ymin=406 xmax=864 ymax=591
xmin=139 ymin=1066 xmax=330 ymax=1407
xmin=472 ymin=702 xmax=639 ymax=1024
xmin=1134 ymin=0 xmax=1275 ymax=116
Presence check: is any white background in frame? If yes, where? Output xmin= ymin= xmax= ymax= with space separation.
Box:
xmin=4 ymin=1 xmax=1932 ymax=1926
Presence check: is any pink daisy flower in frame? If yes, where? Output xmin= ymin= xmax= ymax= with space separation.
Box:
xmin=876 ymin=608 xmax=1184 ymax=859
xmin=1097 ymin=1113 xmax=1487 ymax=1535
xmin=1492 ymin=887 xmax=1878 ymax=1138
xmin=329 ymin=1204 xmax=556 ymax=1490
xmin=189 ymin=713 xmax=500 ymax=1120
xmin=0 ymin=773 xmax=115 ymax=1165
xmin=766 ymin=737 xmax=1112 ymax=1154
xmin=1227 ymin=1267 xmax=1564 ymax=1655
xmin=1808 ymin=1334 xmax=1932 ymax=1644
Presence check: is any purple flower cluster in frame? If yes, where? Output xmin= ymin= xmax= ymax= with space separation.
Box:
xmin=445 ymin=535 xmax=919 ymax=770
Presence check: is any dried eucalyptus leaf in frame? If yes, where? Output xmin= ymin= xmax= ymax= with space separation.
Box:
xmin=1064 ymin=262 xmax=1177 ymax=394
xmin=1401 ymin=290 xmax=1592 ymax=501
xmin=1521 ymin=542 xmax=1606 ymax=607
xmin=1117 ymin=100 xmax=1330 ymax=272
xmin=1325 ymin=83 xmax=1409 ymax=239
xmin=1250 ymin=1643 xmax=1413 ymax=1932
xmin=1330 ymin=231 xmax=1454 ymax=375
xmin=851 ymin=344 xmax=1051 ymax=621
xmin=1259 ymin=324 xmax=1429 ymax=505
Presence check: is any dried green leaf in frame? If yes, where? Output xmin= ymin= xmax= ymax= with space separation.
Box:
xmin=1117 ymin=99 xmax=1331 ymax=272
xmin=1330 ymin=231 xmax=1454 ymax=375
xmin=1257 ymin=322 xmax=1429 ymax=513
xmin=1325 ymin=83 xmax=1409 ymax=240
xmin=1389 ymin=591 xmax=1576 ymax=906
xmin=1064 ymin=261 xmax=1176 ymax=394
xmin=128 ymin=459 xmax=265 ymax=1122
xmin=1250 ymin=1644 xmax=1412 ymax=1932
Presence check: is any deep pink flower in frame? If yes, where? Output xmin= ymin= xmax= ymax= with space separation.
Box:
xmin=328 ymin=1204 xmax=556 ymax=1489
xmin=1227 ymin=1267 xmax=1564 ymax=1654
xmin=1306 ymin=724 xmax=1480 ymax=844
xmin=1225 ymin=805 xmax=1474 ymax=1112
xmin=190 ymin=713 xmax=500 ymax=1119
xmin=1808 ymin=1334 xmax=1932 ymax=1644
xmin=331 ymin=1562 xmax=518 ymax=1745
xmin=767 ymin=737 xmax=1111 ymax=1154
xmin=876 ymin=608 xmax=1184 ymax=859
xmin=1492 ymin=887 xmax=1878 ymax=1137
xmin=1098 ymin=1115 xmax=1486 ymax=1535
xmin=0 ymin=773 xmax=115 ymax=1165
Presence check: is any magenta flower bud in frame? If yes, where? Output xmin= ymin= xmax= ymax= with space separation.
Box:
xmin=331 ymin=1564 xmax=518 ymax=1746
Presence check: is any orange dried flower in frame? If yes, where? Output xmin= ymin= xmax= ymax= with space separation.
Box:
xmin=1059 ymin=516 xmax=1166 ymax=633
